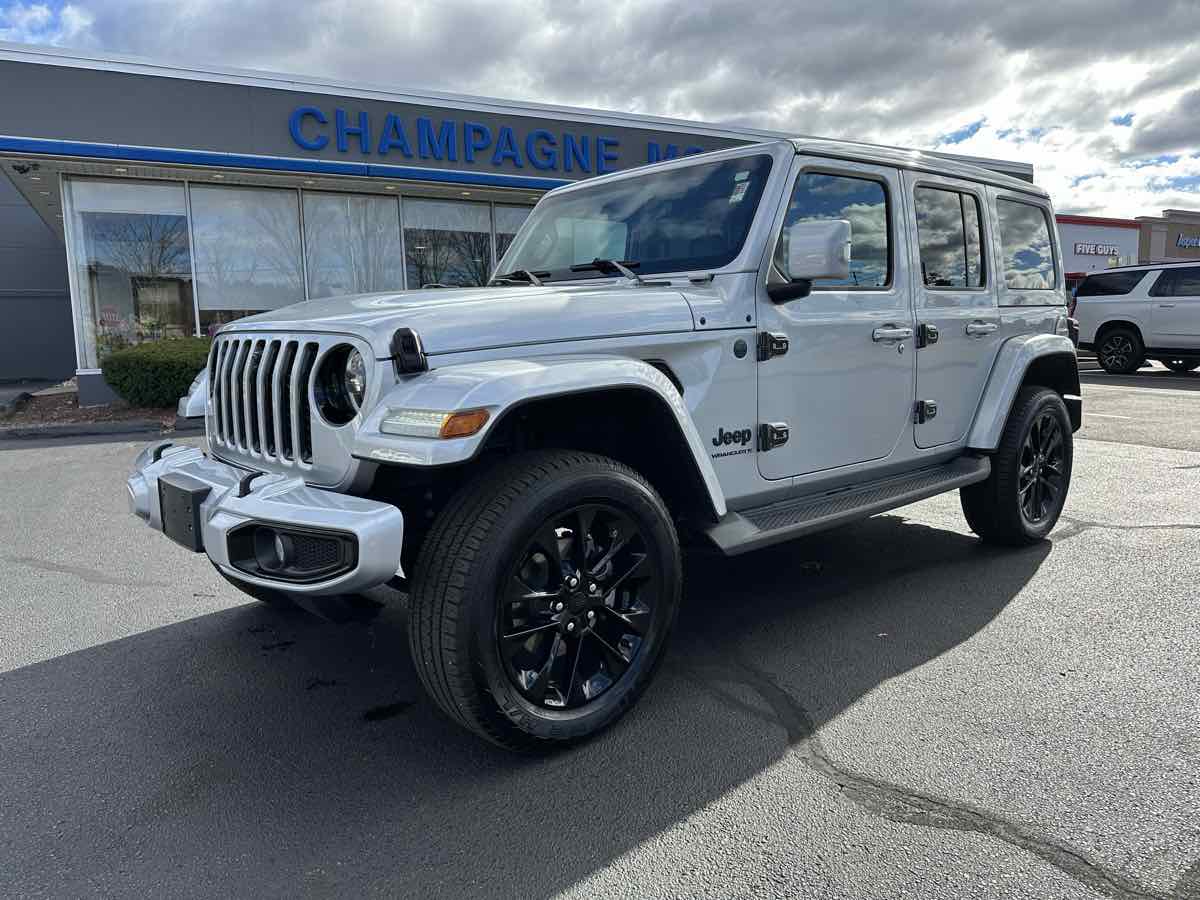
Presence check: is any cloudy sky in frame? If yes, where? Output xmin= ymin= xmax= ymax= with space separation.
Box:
xmin=2 ymin=0 xmax=1198 ymax=217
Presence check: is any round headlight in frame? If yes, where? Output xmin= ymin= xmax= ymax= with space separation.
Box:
xmin=344 ymin=349 xmax=366 ymax=410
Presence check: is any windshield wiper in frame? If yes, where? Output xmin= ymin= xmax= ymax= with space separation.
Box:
xmin=570 ymin=258 xmax=643 ymax=284
xmin=490 ymin=268 xmax=547 ymax=286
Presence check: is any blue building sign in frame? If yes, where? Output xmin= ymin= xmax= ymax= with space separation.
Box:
xmin=288 ymin=106 xmax=706 ymax=176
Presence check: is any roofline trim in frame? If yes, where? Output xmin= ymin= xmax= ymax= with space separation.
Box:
xmin=0 ymin=39 xmax=1033 ymax=179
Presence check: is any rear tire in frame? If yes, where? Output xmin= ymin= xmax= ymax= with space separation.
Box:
xmin=1097 ymin=327 xmax=1144 ymax=374
xmin=408 ymin=449 xmax=681 ymax=751
xmin=1163 ymin=359 xmax=1199 ymax=373
xmin=961 ymin=387 xmax=1073 ymax=546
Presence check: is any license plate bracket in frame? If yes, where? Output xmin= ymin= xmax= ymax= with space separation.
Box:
xmin=159 ymin=472 xmax=211 ymax=552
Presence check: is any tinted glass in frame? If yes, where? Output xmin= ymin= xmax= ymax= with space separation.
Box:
xmin=190 ymin=185 xmax=304 ymax=334
xmin=997 ymin=199 xmax=1055 ymax=290
xmin=1077 ymin=270 xmax=1147 ymax=297
xmin=502 ymin=154 xmax=773 ymax=280
xmin=403 ymin=198 xmax=493 ymax=288
xmin=777 ymin=172 xmax=889 ymax=288
xmin=915 ymin=187 xmax=985 ymax=288
xmin=303 ymin=192 xmax=403 ymax=299
xmin=1151 ymin=267 xmax=1200 ymax=297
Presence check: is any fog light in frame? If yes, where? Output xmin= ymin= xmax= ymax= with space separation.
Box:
xmin=254 ymin=527 xmax=293 ymax=571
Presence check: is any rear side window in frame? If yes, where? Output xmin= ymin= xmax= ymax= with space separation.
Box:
xmin=997 ymin=199 xmax=1056 ymax=290
xmin=1076 ymin=271 xmax=1147 ymax=297
xmin=1150 ymin=267 xmax=1200 ymax=297
xmin=913 ymin=186 xmax=985 ymax=288
xmin=777 ymin=172 xmax=891 ymax=288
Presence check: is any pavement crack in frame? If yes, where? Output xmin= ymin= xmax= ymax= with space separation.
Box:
xmin=4 ymin=555 xmax=170 ymax=588
xmin=686 ymin=653 xmax=1184 ymax=900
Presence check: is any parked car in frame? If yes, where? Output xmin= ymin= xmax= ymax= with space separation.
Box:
xmin=1074 ymin=263 xmax=1200 ymax=374
xmin=127 ymin=138 xmax=1080 ymax=750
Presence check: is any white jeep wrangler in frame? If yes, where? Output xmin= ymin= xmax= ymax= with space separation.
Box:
xmin=129 ymin=138 xmax=1080 ymax=750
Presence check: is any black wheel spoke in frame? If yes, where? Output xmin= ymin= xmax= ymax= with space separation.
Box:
xmin=497 ymin=501 xmax=660 ymax=711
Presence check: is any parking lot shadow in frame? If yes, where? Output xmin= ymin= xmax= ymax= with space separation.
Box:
xmin=1 ymin=515 xmax=1050 ymax=898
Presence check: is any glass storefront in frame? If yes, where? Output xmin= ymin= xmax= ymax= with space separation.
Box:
xmin=65 ymin=180 xmax=194 ymax=368
xmin=62 ymin=174 xmax=534 ymax=366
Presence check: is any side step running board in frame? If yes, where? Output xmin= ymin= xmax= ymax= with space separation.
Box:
xmin=704 ymin=456 xmax=991 ymax=556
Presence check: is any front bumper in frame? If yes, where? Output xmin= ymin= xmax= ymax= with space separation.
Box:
xmin=127 ymin=442 xmax=404 ymax=596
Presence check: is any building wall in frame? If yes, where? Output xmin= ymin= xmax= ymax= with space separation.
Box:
xmin=1056 ymin=219 xmax=1139 ymax=273
xmin=0 ymin=169 xmax=74 ymax=381
xmin=1138 ymin=210 xmax=1200 ymax=263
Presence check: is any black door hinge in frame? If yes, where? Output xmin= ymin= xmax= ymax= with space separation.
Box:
xmin=916 ymin=323 xmax=940 ymax=349
xmin=758 ymin=422 xmax=790 ymax=451
xmin=913 ymin=400 xmax=938 ymax=424
xmin=757 ymin=331 xmax=790 ymax=361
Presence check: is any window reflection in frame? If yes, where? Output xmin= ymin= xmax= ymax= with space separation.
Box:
xmin=303 ymin=192 xmax=403 ymax=298
xmin=494 ymin=204 xmax=534 ymax=263
xmin=65 ymin=179 xmax=194 ymax=367
xmin=403 ymin=198 xmax=493 ymax=288
xmin=997 ymin=200 xmax=1055 ymax=290
xmin=190 ymin=185 xmax=304 ymax=334
xmin=914 ymin=187 xmax=984 ymax=289
xmin=778 ymin=173 xmax=890 ymax=288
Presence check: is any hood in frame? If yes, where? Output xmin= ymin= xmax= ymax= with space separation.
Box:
xmin=225 ymin=283 xmax=696 ymax=358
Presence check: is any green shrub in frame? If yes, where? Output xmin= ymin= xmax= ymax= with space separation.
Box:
xmin=101 ymin=337 xmax=212 ymax=408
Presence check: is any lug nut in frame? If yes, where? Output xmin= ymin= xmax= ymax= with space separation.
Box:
xmin=588 ymin=582 xmax=598 ymax=594
xmin=568 ymin=576 xmax=579 ymax=588
xmin=567 ymin=621 xmax=576 ymax=632
xmin=587 ymin=610 xmax=595 ymax=621
xmin=554 ymin=601 xmax=564 ymax=612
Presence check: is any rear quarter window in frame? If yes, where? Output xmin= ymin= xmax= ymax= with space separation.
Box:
xmin=1076 ymin=271 xmax=1147 ymax=297
xmin=996 ymin=198 xmax=1056 ymax=292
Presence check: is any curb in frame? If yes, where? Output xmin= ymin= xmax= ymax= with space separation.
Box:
xmin=0 ymin=419 xmax=204 ymax=441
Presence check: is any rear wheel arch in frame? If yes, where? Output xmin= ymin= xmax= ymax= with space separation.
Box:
xmin=1094 ymin=319 xmax=1145 ymax=346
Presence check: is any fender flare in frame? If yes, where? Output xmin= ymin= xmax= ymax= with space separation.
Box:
xmin=967 ymin=333 xmax=1081 ymax=451
xmin=352 ymin=355 xmax=727 ymax=517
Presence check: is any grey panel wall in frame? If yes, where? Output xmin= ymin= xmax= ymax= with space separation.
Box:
xmin=0 ymin=170 xmax=74 ymax=381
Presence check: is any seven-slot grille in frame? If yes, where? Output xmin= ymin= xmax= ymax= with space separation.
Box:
xmin=208 ymin=335 xmax=319 ymax=466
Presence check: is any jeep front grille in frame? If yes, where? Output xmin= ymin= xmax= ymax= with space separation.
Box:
xmin=209 ymin=336 xmax=320 ymax=465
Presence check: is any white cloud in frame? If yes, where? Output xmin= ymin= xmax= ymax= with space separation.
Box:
xmin=2 ymin=0 xmax=1198 ymax=217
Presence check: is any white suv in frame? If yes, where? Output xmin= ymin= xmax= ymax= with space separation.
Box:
xmin=1074 ymin=263 xmax=1200 ymax=374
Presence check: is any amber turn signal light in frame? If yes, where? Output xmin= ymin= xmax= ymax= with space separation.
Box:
xmin=439 ymin=408 xmax=490 ymax=439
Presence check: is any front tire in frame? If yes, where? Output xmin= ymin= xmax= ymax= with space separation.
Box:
xmin=961 ymin=387 xmax=1073 ymax=546
xmin=408 ymin=450 xmax=681 ymax=751
xmin=1097 ymin=327 xmax=1144 ymax=374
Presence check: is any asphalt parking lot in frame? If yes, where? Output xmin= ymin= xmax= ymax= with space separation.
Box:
xmin=2 ymin=373 xmax=1199 ymax=900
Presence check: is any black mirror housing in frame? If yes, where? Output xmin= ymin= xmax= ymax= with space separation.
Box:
xmin=767 ymin=279 xmax=812 ymax=303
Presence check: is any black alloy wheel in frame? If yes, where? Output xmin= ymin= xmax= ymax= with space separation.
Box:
xmin=1017 ymin=411 xmax=1066 ymax=526
xmin=498 ymin=503 xmax=658 ymax=710
xmin=1097 ymin=328 xmax=1143 ymax=374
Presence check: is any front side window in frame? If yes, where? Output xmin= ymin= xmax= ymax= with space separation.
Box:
xmin=1150 ymin=266 xmax=1200 ymax=297
xmin=775 ymin=172 xmax=890 ymax=288
xmin=914 ymin=187 xmax=985 ymax=288
xmin=997 ymin=199 xmax=1056 ymax=290
xmin=500 ymin=154 xmax=773 ymax=281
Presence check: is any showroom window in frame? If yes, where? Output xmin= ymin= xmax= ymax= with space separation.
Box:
xmin=403 ymin=198 xmax=493 ymax=288
xmin=190 ymin=185 xmax=305 ymax=334
xmin=997 ymin=199 xmax=1056 ymax=290
xmin=494 ymin=204 xmax=535 ymax=262
xmin=303 ymin=192 xmax=403 ymax=299
xmin=63 ymin=178 xmax=194 ymax=368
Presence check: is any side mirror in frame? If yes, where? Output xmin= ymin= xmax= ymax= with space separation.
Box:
xmin=768 ymin=219 xmax=852 ymax=303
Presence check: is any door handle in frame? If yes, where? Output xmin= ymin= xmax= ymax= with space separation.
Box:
xmin=872 ymin=325 xmax=913 ymax=342
xmin=965 ymin=321 xmax=998 ymax=336
xmin=1158 ymin=303 xmax=1176 ymax=308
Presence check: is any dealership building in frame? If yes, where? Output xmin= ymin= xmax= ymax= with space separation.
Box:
xmin=0 ymin=41 xmax=1035 ymax=403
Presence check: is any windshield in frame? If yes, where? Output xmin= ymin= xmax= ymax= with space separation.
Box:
xmin=499 ymin=154 xmax=774 ymax=282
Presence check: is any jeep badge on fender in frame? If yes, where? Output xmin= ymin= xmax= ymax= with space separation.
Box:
xmin=128 ymin=137 xmax=1080 ymax=751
